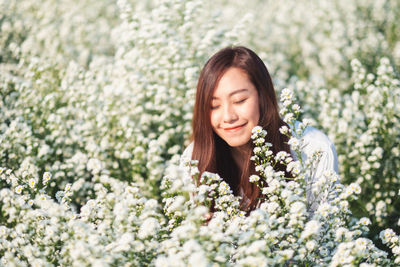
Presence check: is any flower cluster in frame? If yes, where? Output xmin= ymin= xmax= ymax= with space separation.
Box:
xmin=0 ymin=167 xmax=166 ymax=266
xmin=380 ymin=228 xmax=400 ymax=264
xmin=310 ymin=57 xmax=400 ymax=238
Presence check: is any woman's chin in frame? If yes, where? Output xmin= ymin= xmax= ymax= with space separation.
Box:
xmin=225 ymin=138 xmax=251 ymax=148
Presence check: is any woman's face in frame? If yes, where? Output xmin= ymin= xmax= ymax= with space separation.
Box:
xmin=210 ymin=67 xmax=260 ymax=148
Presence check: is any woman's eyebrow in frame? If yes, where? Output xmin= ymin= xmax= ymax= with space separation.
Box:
xmin=212 ymin=88 xmax=249 ymax=99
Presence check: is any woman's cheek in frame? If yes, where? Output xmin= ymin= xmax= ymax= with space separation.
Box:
xmin=210 ymin=110 xmax=219 ymax=129
xmin=248 ymin=99 xmax=260 ymax=121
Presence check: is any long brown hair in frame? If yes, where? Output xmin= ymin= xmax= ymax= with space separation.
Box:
xmin=191 ymin=46 xmax=290 ymax=211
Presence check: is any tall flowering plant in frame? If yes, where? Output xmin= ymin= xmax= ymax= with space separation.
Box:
xmin=227 ymin=88 xmax=388 ymax=266
xmin=310 ymin=58 xmax=400 ymax=240
xmin=157 ymin=157 xmax=244 ymax=266
xmin=380 ymin=190 xmax=400 ymax=265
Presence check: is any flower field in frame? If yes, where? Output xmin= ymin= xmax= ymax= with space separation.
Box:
xmin=0 ymin=0 xmax=399 ymax=265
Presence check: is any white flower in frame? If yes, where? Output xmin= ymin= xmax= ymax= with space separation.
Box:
xmin=288 ymin=137 xmax=300 ymax=150
xmin=22 ymin=171 xmax=29 ymax=178
xmin=245 ymin=240 xmax=266 ymax=254
xmin=393 ymin=246 xmax=400 ymax=255
xmin=188 ymin=251 xmax=208 ymax=267
xmin=349 ymin=183 xmax=361 ymax=194
xmin=301 ymin=220 xmax=320 ymax=239
xmin=15 ymin=185 xmax=23 ymax=194
xmin=253 ymin=147 xmax=261 ymax=154
xmin=355 ymin=238 xmax=368 ymax=249
xmin=29 ymin=178 xmax=37 ymax=189
xmin=306 ymin=240 xmax=316 ymax=251
xmin=279 ymin=126 xmax=289 ymax=135
xmin=255 ymin=137 xmax=265 ymax=145
xmin=359 ymin=217 xmax=371 ymax=226
xmin=138 ymin=217 xmax=160 ymax=239
xmin=302 ymin=118 xmax=313 ymax=127
xmin=276 ymin=151 xmax=288 ymax=161
xmin=267 ymin=179 xmax=281 ymax=192
xmin=87 ymin=158 xmax=103 ymax=174
xmin=283 ymin=113 xmax=295 ymax=123
xmin=218 ymin=181 xmax=231 ymax=194
xmin=266 ymin=201 xmax=280 ymax=213
xmin=255 ymin=165 xmax=263 ymax=172
xmin=42 ymin=172 xmax=52 ymax=184
xmin=290 ymin=201 xmax=306 ymax=216
xmin=292 ymin=104 xmax=300 ymax=112
xmin=65 ymin=183 xmax=71 ymax=191
xmin=287 ymin=161 xmax=301 ymax=175
xmin=380 ymin=229 xmax=395 ymax=244
xmin=261 ymin=187 xmax=269 ymax=195
xmin=280 ymin=88 xmax=293 ymax=101
xmin=279 ymin=249 xmax=294 ymax=259
xmin=251 ymin=126 xmax=263 ymax=134
xmin=0 ymin=226 xmax=7 ymax=237
xmin=249 ymin=175 xmax=260 ymax=183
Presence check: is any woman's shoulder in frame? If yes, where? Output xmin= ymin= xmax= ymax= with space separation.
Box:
xmin=302 ymin=126 xmax=334 ymax=149
xmin=293 ymin=122 xmax=339 ymax=174
xmin=292 ymin=121 xmax=335 ymax=150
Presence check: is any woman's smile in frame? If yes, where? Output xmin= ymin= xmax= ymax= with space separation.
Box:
xmin=223 ymin=122 xmax=247 ymax=132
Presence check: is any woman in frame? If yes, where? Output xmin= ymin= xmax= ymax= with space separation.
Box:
xmin=181 ymin=46 xmax=338 ymax=213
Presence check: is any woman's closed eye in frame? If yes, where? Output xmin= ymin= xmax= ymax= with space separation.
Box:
xmin=211 ymin=98 xmax=247 ymax=109
xmin=235 ymin=98 xmax=247 ymax=104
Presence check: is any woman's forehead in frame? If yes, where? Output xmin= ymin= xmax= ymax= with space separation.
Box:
xmin=212 ymin=68 xmax=255 ymax=98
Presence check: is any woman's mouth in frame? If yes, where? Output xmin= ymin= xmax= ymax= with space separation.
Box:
xmin=224 ymin=123 xmax=247 ymax=132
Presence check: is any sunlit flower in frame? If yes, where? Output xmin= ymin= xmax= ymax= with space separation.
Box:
xmin=359 ymin=217 xmax=371 ymax=226
xmin=29 ymin=178 xmax=37 ymax=189
xmin=15 ymin=185 xmax=23 ymax=194
xmin=301 ymin=220 xmax=320 ymax=239
xmin=252 ymin=126 xmax=263 ymax=134
xmin=42 ymin=172 xmax=52 ymax=184
xmin=249 ymin=175 xmax=260 ymax=183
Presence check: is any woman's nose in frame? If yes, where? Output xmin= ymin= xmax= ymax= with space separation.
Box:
xmin=223 ymin=104 xmax=238 ymax=123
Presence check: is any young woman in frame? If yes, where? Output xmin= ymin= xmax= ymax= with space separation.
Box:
xmin=181 ymin=46 xmax=338 ymax=213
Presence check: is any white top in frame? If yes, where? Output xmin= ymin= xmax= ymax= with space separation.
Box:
xmin=180 ymin=124 xmax=339 ymax=213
